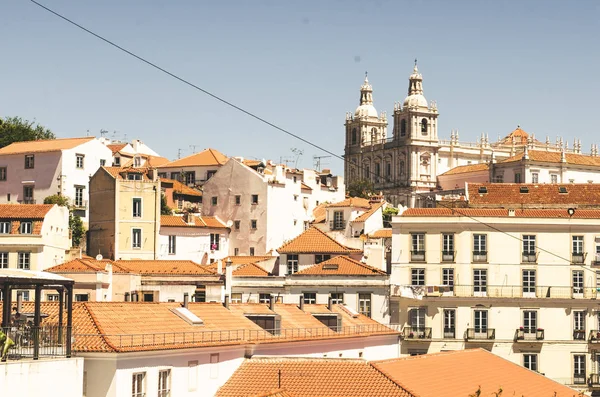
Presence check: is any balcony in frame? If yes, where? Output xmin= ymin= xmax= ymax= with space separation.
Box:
xmin=574 ymin=373 xmax=587 ymax=385
xmin=472 ymin=251 xmax=487 ymax=263
xmin=392 ymin=284 xmax=598 ymax=299
xmin=443 ymin=327 xmax=455 ymax=339
xmin=401 ymin=326 xmax=432 ymax=340
xmin=17 ymin=199 xmax=36 ymax=204
xmin=571 ymin=252 xmax=586 ymax=264
xmin=329 ymin=220 xmax=346 ymax=231
xmin=410 ymin=250 xmax=426 ymax=262
xmin=589 ymin=373 xmax=600 ymax=388
xmin=573 ymin=329 xmax=586 ymax=340
xmin=1 ymin=325 xmax=70 ymax=361
xmin=513 ymin=328 xmax=544 ymax=342
xmin=73 ymin=200 xmax=87 ymax=210
xmin=441 ymin=251 xmax=455 ymax=262
xmin=521 ymin=252 xmax=538 ymax=263
xmin=592 ymin=254 xmax=600 ymax=267
xmin=464 ymin=328 xmax=495 ymax=341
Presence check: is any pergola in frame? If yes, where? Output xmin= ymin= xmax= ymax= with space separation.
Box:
xmin=0 ymin=269 xmax=74 ymax=360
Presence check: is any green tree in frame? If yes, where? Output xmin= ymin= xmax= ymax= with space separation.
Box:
xmin=382 ymin=206 xmax=399 ymax=227
xmin=0 ymin=116 xmax=55 ymax=148
xmin=347 ymin=179 xmax=375 ymax=199
xmin=43 ymin=194 xmax=70 ymax=207
xmin=161 ymin=194 xmax=172 ymax=215
xmin=43 ymin=195 xmax=86 ymax=247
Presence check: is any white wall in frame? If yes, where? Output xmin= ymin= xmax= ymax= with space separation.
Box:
xmin=158 ymin=226 xmax=229 ymax=263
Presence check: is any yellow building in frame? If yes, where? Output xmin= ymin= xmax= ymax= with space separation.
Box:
xmin=88 ymin=167 xmax=161 ymax=260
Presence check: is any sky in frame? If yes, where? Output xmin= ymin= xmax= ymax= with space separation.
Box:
xmin=1 ymin=0 xmax=599 ymax=174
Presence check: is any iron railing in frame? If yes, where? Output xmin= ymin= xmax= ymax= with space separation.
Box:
xmin=17 ymin=199 xmax=36 ymax=204
xmin=572 ymin=253 xmax=586 ymax=264
xmin=393 ymin=284 xmax=599 ymax=299
xmin=410 ymin=250 xmax=425 ymax=262
xmin=589 ymin=373 xmax=600 ymax=387
xmin=443 ymin=327 xmax=455 ymax=339
xmin=1 ymin=325 xmax=69 ymax=361
xmin=472 ymin=251 xmax=488 ymax=263
xmin=72 ymin=323 xmax=398 ymax=350
xmin=513 ymin=328 xmax=544 ymax=342
xmin=574 ymin=329 xmax=586 ymax=340
xmin=401 ymin=326 xmax=432 ymax=340
xmin=464 ymin=328 xmax=495 ymax=341
xmin=521 ymin=252 xmax=538 ymax=263
xmin=574 ymin=373 xmax=587 ymax=385
xmin=441 ymin=251 xmax=455 ymax=262
xmin=589 ymin=330 xmax=600 ymax=343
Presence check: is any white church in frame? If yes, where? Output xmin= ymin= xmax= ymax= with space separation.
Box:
xmin=343 ymin=63 xmax=600 ymax=207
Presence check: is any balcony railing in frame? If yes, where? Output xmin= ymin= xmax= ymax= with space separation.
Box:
xmin=443 ymin=327 xmax=455 ymax=339
xmin=589 ymin=330 xmax=600 ymax=343
xmin=441 ymin=251 xmax=455 ymax=262
xmin=572 ymin=252 xmax=586 ymax=264
xmin=73 ymin=200 xmax=88 ymax=209
xmin=574 ymin=373 xmax=587 ymax=385
xmin=392 ymin=284 xmax=599 ymax=299
xmin=329 ymin=220 xmax=346 ymax=231
xmin=574 ymin=329 xmax=587 ymax=340
xmin=592 ymin=254 xmax=600 ymax=267
xmin=464 ymin=328 xmax=495 ymax=341
xmin=472 ymin=251 xmax=487 ymax=263
xmin=401 ymin=326 xmax=432 ymax=340
xmin=410 ymin=250 xmax=426 ymax=262
xmin=589 ymin=373 xmax=600 ymax=387
xmin=521 ymin=252 xmax=538 ymax=263
xmin=1 ymin=325 xmax=69 ymax=361
xmin=513 ymin=328 xmax=544 ymax=342
xmin=17 ymin=199 xmax=36 ymax=204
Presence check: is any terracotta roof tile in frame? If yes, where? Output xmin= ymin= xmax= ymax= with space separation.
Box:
xmin=300 ymin=182 xmax=312 ymax=190
xmin=311 ymin=203 xmax=327 ymax=224
xmin=351 ymin=201 xmax=384 ymax=223
xmin=500 ymin=149 xmax=600 ymax=166
xmin=0 ymin=204 xmax=54 ymax=219
xmin=369 ymin=228 xmax=392 ymax=238
xmin=439 ymin=162 xmax=489 ymax=176
xmin=160 ymin=178 xmax=202 ymax=197
xmin=498 ymin=127 xmax=536 ymax=145
xmin=224 ymin=256 xmax=275 ymax=265
xmin=294 ymin=256 xmax=386 ymax=276
xmin=233 ymin=263 xmax=270 ymax=277
xmin=371 ymin=349 xmax=578 ymax=397
xmin=106 ymin=143 xmax=127 ymax=154
xmin=216 ymin=357 xmax=413 ymax=397
xmin=402 ymin=207 xmax=600 ymax=219
xmin=249 ymin=388 xmax=293 ymax=397
xmin=145 ymin=155 xmax=170 ymax=167
xmin=160 ymin=215 xmax=227 ymax=228
xmin=160 ymin=148 xmax=227 ymax=168
xmin=100 ymin=166 xmax=153 ymax=180
xmin=47 ymin=259 xmax=215 ymax=276
xmin=0 ymin=137 xmax=95 ymax=155
xmin=327 ymin=197 xmax=371 ymax=208
xmin=277 ymin=227 xmax=362 ymax=254
xmin=468 ymin=183 xmax=600 ymax=207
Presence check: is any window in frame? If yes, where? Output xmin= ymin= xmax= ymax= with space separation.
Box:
xmin=332 ymin=211 xmax=344 ymax=230
xmin=523 ymin=310 xmax=537 ymax=334
xmin=259 ymin=293 xmax=270 ymax=304
xmin=0 ymin=222 xmax=10 ymax=234
xmin=235 ymin=195 xmax=241 ymax=205
xmin=574 ymin=355 xmax=586 ymax=384
xmin=132 ymin=228 xmax=142 ymax=249
xmin=18 ymin=291 xmax=30 ymax=301
xmin=250 ymin=219 xmax=257 ymax=230
xmin=251 ymin=194 xmax=259 ymax=205
xmin=76 ymin=154 xmax=84 ymax=169
xmin=250 ymin=247 xmax=255 ymax=256
xmin=315 ymin=254 xmax=331 ymax=264
xmin=18 ymin=252 xmax=30 ymax=269
xmin=127 ymin=173 xmax=142 ymax=181
xmin=19 ymin=221 xmax=32 ymax=234
xmin=574 ymin=310 xmax=586 ymax=340
xmin=522 ymin=235 xmax=536 ymax=262
xmin=132 ymin=372 xmax=146 ymax=397
xmin=47 ymin=294 xmax=59 ymax=302
xmin=330 ymin=292 xmax=343 ymax=304
xmin=474 ymin=309 xmax=488 ymax=333
xmin=170 ymin=172 xmax=180 ymax=181
xmin=409 ymin=307 xmax=426 ymax=330
xmin=23 ymin=185 xmax=34 ymax=203
xmin=443 ymin=309 xmax=456 ymax=338
xmin=210 ymin=234 xmax=220 ymax=251
xmin=442 ymin=233 xmax=454 ymax=261
xmin=351 ymin=128 xmax=357 ymax=145
xmin=524 ymin=354 xmax=538 ymax=372
xmin=234 ymin=220 xmax=240 ymax=230
xmin=287 ymin=255 xmax=299 ymax=275
xmin=24 ymin=154 xmax=34 ymax=169
xmin=572 ymin=236 xmax=584 ymax=263
xmin=293 ymin=194 xmax=298 ymax=201
xmin=75 ymin=294 xmax=89 ymax=302
xmin=211 ymin=196 xmax=218 ymax=206
xmin=185 ymin=172 xmax=195 ymax=185
xmin=207 ymin=170 xmax=217 ymax=180
xmin=168 ymin=235 xmax=176 ymax=254
xmin=100 ymin=159 xmax=106 ymax=166
xmin=74 ymin=186 xmax=85 ymax=207
xmin=473 ymin=234 xmax=487 ymax=262
xmin=420 ymin=118 xmax=428 ymax=133
xmin=246 ymin=315 xmax=279 ymax=334
xmin=131 ymin=198 xmax=142 ymax=218
xmin=143 ymin=293 xmax=154 ymax=302
xmin=573 ymin=270 xmax=584 ymax=296
xmin=358 ymin=293 xmax=371 ymax=317
xmin=231 ymin=293 xmax=242 ymax=303
xmin=158 ymin=369 xmax=171 ymax=397
xmin=411 ymin=233 xmax=425 ymax=261
xmin=514 ymin=173 xmax=521 ymax=183
xmin=473 ymin=269 xmax=487 ymax=296
xmin=400 ymin=119 xmax=407 ymax=136
xmin=0 ymin=252 xmax=7 ymax=268
xmin=411 ymin=268 xmax=425 ymax=286
xmin=303 ymin=292 xmax=316 ymax=304
xmin=0 ymin=167 xmax=6 ymax=181
xmin=522 ymin=269 xmax=536 ymax=296
xmin=551 ymin=174 xmax=558 ymax=183
xmin=531 ymin=172 xmax=539 ymax=183
xmin=442 ymin=268 xmax=454 ymax=291
xmin=234 ymin=248 xmax=239 ymax=256
xmin=494 ymin=174 xmax=504 ymax=183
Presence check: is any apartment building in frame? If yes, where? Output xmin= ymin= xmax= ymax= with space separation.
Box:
xmin=0 ymin=137 xmax=112 ymax=222
xmin=101 ymin=138 xmax=168 ymax=168
xmin=157 ymin=148 xmax=228 ymax=186
xmin=391 ymin=207 xmax=600 ymax=391
xmin=88 ymin=167 xmax=161 ymax=260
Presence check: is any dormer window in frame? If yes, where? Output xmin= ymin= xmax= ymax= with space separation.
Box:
xmin=127 ymin=173 xmax=142 ymax=181
xmin=313 ymin=313 xmax=341 ymax=332
xmin=421 ymin=118 xmax=428 ymax=134
xmin=19 ymin=221 xmax=32 ymax=234
xmin=114 ymin=157 xmax=121 ymax=166
xmin=245 ymin=314 xmax=281 ymax=335
xmin=133 ymin=156 xmax=141 ymax=167
xmin=0 ymin=221 xmax=11 ymax=234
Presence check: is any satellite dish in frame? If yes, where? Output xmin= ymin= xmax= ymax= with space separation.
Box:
xmin=96 ymin=254 xmax=103 ymax=261
xmin=226 ymin=220 xmax=233 ymax=228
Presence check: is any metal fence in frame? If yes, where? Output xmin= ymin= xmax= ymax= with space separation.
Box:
xmin=393 ymin=284 xmax=599 ymax=299
xmin=2 ymin=325 xmax=69 ymax=360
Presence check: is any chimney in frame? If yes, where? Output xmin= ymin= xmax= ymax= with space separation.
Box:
xmin=183 ymin=293 xmax=189 ymax=309
xmin=124 ymin=292 xmax=130 ymax=302
xmin=17 ymin=292 xmax=23 ymax=313
xmin=327 ymin=296 xmax=332 ymax=311
xmin=217 ymin=260 xmax=223 ymax=275
xmin=508 ymin=209 xmax=516 ymax=217
xmin=269 ymin=295 xmax=275 ymax=311
xmin=299 ymin=295 xmax=304 ymax=311
xmin=225 ymin=259 xmax=233 ymax=297
xmin=224 ymin=294 xmax=229 ymax=309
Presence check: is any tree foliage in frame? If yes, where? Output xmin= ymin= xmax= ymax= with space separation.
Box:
xmin=160 ymin=194 xmax=172 ymax=215
xmin=382 ymin=206 xmax=399 ymax=227
xmin=347 ymin=179 xmax=375 ymax=199
xmin=0 ymin=116 xmax=55 ymax=148
xmin=43 ymin=194 xmax=70 ymax=207
xmin=43 ymin=195 xmax=86 ymax=247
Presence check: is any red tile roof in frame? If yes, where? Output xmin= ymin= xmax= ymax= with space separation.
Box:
xmin=277 ymin=227 xmax=362 ymax=254
xmin=500 ymin=149 xmax=600 ymax=166
xmin=311 ymin=203 xmax=327 ymax=224
xmin=47 ymin=259 xmax=215 ymax=276
xmin=106 ymin=143 xmax=127 ymax=154
xmin=439 ymin=162 xmax=489 ymax=176
xmin=0 ymin=204 xmax=54 ymax=219
xmin=351 ymin=201 xmax=384 ymax=223
xmin=327 ymin=197 xmax=371 ymax=208
xmin=498 ymin=127 xmax=535 ymax=145
xmin=100 ymin=166 xmax=154 ymax=180
xmin=300 ymin=182 xmax=312 ymax=191
xmin=371 ymin=349 xmax=578 ymax=397
xmin=468 ymin=183 xmax=600 ymax=207
xmin=160 ymin=215 xmax=227 ymax=228
xmin=250 ymin=389 xmax=292 ymax=397
xmin=233 ymin=263 xmax=270 ymax=277
xmin=224 ymin=256 xmax=275 ymax=265
xmin=294 ymin=256 xmax=386 ymax=276
xmin=160 ymin=178 xmax=202 ymax=197
xmin=402 ymin=207 xmax=600 ymax=219
xmin=160 ymin=148 xmax=228 ymax=168
xmin=0 ymin=137 xmax=95 ymax=155
xmin=216 ymin=357 xmax=413 ymax=397
xmin=369 ymin=228 xmax=392 ymax=238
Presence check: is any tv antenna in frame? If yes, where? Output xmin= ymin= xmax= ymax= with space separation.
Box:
xmin=189 ymin=145 xmax=201 ymax=153
xmin=279 ymin=156 xmax=294 ymax=168
xmin=290 ymin=148 xmax=304 ymax=169
xmin=313 ymin=155 xmax=331 ymax=172
xmin=177 ymin=148 xmax=183 ymax=159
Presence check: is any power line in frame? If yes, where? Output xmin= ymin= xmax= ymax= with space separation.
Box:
xmin=29 ymin=0 xmax=597 ymax=275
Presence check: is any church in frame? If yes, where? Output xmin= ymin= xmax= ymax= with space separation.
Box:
xmin=343 ymin=63 xmax=599 ymax=207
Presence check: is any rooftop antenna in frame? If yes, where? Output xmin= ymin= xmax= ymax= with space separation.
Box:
xmin=100 ymin=129 xmax=108 ymax=138
xmin=279 ymin=156 xmax=293 ymax=167
xmin=313 ymin=155 xmax=331 ymax=172
xmin=189 ymin=145 xmax=201 ymax=153
xmin=177 ymin=148 xmax=183 ymax=159
xmin=290 ymin=147 xmax=304 ymax=169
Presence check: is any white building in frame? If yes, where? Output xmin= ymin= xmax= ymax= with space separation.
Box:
xmin=0 ymin=137 xmax=112 ymax=222
xmin=157 ymin=148 xmax=228 ymax=186
xmin=101 ymin=138 xmax=168 ymax=168
xmin=390 ymin=207 xmax=600 ymax=392
xmin=202 ymin=158 xmax=344 ymax=256
xmin=158 ymin=214 xmax=230 ymax=264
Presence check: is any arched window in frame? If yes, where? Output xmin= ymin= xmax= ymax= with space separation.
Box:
xmin=400 ymin=119 xmax=407 ymax=136
xmin=375 ymin=163 xmax=381 ymax=177
xmin=421 ymin=118 xmax=428 ymax=134
xmin=351 ymin=128 xmax=357 ymax=145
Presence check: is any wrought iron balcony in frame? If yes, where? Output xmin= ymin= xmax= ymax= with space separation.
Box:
xmin=73 ymin=200 xmax=88 ymax=210
xmin=401 ymin=326 xmax=432 ymax=340
xmin=410 ymin=250 xmax=426 ymax=262
xmin=329 ymin=220 xmax=346 ymax=231
xmin=464 ymin=328 xmax=495 ymax=341
xmin=472 ymin=251 xmax=487 ymax=263
xmin=593 ymin=254 xmax=600 ymax=267
xmin=513 ymin=328 xmax=544 ymax=342
xmin=574 ymin=373 xmax=587 ymax=385
xmin=391 ymin=284 xmax=598 ymax=299
xmin=573 ymin=329 xmax=587 ymax=340
xmin=17 ymin=199 xmax=36 ymax=204
xmin=441 ymin=251 xmax=455 ymax=262
xmin=521 ymin=252 xmax=538 ymax=263
xmin=589 ymin=330 xmax=600 ymax=343
xmin=589 ymin=373 xmax=600 ymax=387
xmin=443 ymin=327 xmax=455 ymax=339
xmin=571 ymin=252 xmax=586 ymax=264
xmin=1 ymin=325 xmax=69 ymax=361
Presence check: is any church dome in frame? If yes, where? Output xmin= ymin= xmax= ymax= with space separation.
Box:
xmin=403 ymin=63 xmax=429 ymax=109
xmin=355 ymin=103 xmax=379 ymax=118
xmin=403 ymin=94 xmax=428 ymax=109
xmin=355 ymin=74 xmax=379 ymax=118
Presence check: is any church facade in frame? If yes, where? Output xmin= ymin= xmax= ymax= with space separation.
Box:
xmin=343 ymin=64 xmax=589 ymax=207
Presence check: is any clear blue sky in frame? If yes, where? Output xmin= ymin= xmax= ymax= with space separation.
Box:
xmin=2 ymin=0 xmax=599 ymax=174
